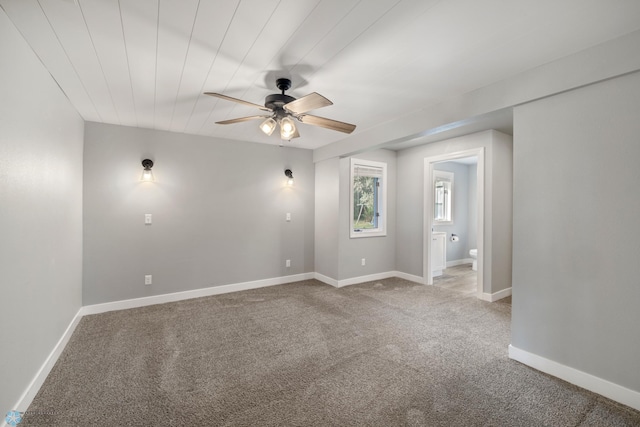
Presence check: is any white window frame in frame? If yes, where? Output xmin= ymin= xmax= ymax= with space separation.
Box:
xmin=350 ymin=158 xmax=387 ymax=238
xmin=433 ymin=170 xmax=454 ymax=225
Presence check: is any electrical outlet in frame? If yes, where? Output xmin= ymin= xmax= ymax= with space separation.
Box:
xmin=286 ymin=212 xmax=291 ymax=222
xmin=286 ymin=259 xmax=291 ymax=268
xmin=361 ymin=258 xmax=366 ymax=266
xmin=145 ymin=275 xmax=152 ymax=285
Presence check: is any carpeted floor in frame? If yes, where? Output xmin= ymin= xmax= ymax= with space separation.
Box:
xmin=21 ymin=278 xmax=640 ymax=426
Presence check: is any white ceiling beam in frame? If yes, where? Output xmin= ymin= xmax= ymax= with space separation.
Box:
xmin=313 ymin=30 xmax=640 ymax=162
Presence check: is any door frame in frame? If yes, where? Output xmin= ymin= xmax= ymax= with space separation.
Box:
xmin=423 ymin=148 xmax=485 ymax=298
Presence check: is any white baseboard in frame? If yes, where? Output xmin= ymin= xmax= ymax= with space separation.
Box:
xmin=315 ymin=271 xmax=425 ymax=288
xmin=509 ymin=345 xmax=640 ymax=412
xmin=393 ymin=271 xmax=424 ymax=284
xmin=336 ymin=271 xmax=398 ymax=288
xmin=8 ymin=308 xmax=83 ymax=417
xmin=446 ymin=258 xmax=473 ymax=268
xmin=313 ymin=272 xmax=339 ymax=287
xmin=82 ymin=272 xmax=315 ymax=316
xmin=480 ymin=287 xmax=512 ymax=302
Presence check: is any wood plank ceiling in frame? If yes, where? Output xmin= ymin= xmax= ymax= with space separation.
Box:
xmin=2 ymin=0 xmax=640 ymax=149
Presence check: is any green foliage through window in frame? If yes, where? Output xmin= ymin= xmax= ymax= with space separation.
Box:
xmin=350 ymin=158 xmax=386 ymax=237
xmin=353 ymin=176 xmax=378 ymax=229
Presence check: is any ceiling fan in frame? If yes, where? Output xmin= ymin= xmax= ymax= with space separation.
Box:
xmin=204 ymin=78 xmax=356 ymax=140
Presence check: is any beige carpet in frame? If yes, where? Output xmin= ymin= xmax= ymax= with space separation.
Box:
xmin=21 ymin=278 xmax=640 ymax=426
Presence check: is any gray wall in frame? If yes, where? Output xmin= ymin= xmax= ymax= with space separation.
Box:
xmin=339 ymin=150 xmax=396 ymax=280
xmin=396 ymin=130 xmax=512 ymax=294
xmin=314 ymin=149 xmax=397 ymax=282
xmin=489 ymin=132 xmax=513 ymax=294
xmin=512 ymin=71 xmax=640 ymax=392
xmin=83 ymin=123 xmax=314 ymax=305
xmin=433 ymin=161 xmax=470 ymax=262
xmin=314 ymin=158 xmax=340 ymax=279
xmin=0 ymin=9 xmax=84 ymax=413
xmin=468 ymin=164 xmax=478 ymax=251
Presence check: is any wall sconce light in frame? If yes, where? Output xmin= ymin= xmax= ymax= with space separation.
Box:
xmin=141 ymin=159 xmax=154 ymax=182
xmin=284 ymin=169 xmax=294 ymax=186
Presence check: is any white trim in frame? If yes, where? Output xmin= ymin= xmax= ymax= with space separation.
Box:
xmin=446 ymin=258 xmax=473 ymax=268
xmin=350 ymin=158 xmax=388 ymax=238
xmin=509 ymin=345 xmax=640 ymax=412
xmin=315 ymin=271 xmax=425 ymax=288
xmin=394 ymin=271 xmax=424 ymax=284
xmin=424 ymin=148 xmax=485 ymax=298
xmin=8 ymin=308 xmax=83 ymax=415
xmin=336 ymin=271 xmax=397 ymax=288
xmin=81 ymin=273 xmax=315 ymax=315
xmin=480 ymin=287 xmax=512 ymax=302
xmin=314 ymin=272 xmax=339 ymax=287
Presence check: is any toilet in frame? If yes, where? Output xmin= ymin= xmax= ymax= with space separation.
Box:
xmin=469 ymin=249 xmax=477 ymax=271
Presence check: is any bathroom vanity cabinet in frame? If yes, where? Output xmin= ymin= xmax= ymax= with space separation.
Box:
xmin=432 ymin=232 xmax=446 ymax=277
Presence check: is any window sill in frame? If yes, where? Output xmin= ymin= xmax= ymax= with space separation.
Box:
xmin=350 ymin=230 xmax=387 ymax=238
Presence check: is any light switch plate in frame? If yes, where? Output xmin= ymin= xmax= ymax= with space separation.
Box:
xmin=145 ymin=214 xmax=152 ymax=224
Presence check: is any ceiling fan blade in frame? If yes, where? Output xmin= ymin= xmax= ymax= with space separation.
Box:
xmin=284 ymin=92 xmax=332 ymax=114
xmin=216 ymin=115 xmax=270 ymax=125
xmin=204 ymin=93 xmax=270 ymax=111
xmin=298 ymin=114 xmax=356 ymax=134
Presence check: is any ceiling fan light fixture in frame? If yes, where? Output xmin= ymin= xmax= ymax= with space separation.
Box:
xmin=259 ymin=117 xmax=277 ymax=136
xmin=280 ymin=116 xmax=296 ymax=140
xmin=207 ymin=78 xmax=356 ymax=140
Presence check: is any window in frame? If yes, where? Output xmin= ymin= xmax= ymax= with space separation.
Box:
xmin=433 ymin=170 xmax=454 ymax=225
xmin=350 ymin=158 xmax=387 ymax=238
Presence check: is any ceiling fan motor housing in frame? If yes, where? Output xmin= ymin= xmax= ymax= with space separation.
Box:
xmin=265 ymin=93 xmax=296 ymax=115
xmin=267 ymin=78 xmax=295 ymax=115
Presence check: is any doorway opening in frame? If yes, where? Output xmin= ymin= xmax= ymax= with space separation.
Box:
xmin=423 ymin=148 xmax=484 ymax=299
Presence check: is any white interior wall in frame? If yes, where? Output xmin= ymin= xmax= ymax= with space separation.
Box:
xmin=314 ymin=149 xmax=397 ymax=283
xmin=468 ymin=164 xmax=478 ymax=252
xmin=489 ymin=131 xmax=513 ymax=294
xmin=338 ymin=150 xmax=397 ymax=280
xmin=314 ymin=158 xmax=340 ymax=280
xmin=512 ymin=71 xmax=640 ymax=396
xmin=0 ymin=10 xmax=84 ymax=414
xmin=396 ymin=130 xmax=512 ymax=294
xmin=82 ymin=122 xmax=314 ymax=305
